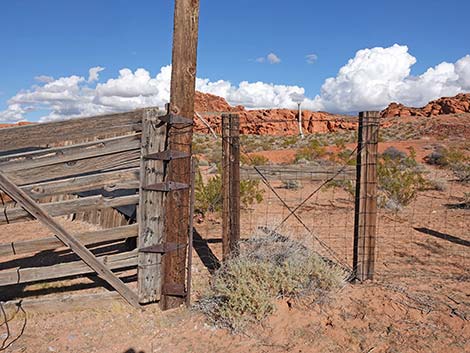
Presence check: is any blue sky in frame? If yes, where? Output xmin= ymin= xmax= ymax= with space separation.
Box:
xmin=1 ymin=0 xmax=470 ymax=121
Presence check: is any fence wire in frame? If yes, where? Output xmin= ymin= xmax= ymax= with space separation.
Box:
xmin=193 ymin=115 xmax=469 ymax=290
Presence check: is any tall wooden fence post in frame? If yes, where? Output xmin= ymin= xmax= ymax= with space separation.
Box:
xmin=222 ymin=114 xmax=231 ymax=260
xmin=138 ymin=108 xmax=167 ymax=304
xmin=222 ymin=114 xmax=241 ymax=260
xmin=353 ymin=111 xmax=380 ymax=281
xmin=229 ymin=114 xmax=241 ymax=256
xmin=160 ymin=0 xmax=200 ymax=310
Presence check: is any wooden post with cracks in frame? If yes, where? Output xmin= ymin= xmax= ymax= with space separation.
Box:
xmin=353 ymin=111 xmax=380 ymax=281
xmin=222 ymin=114 xmax=241 ymax=260
xmin=138 ymin=108 xmax=167 ymax=303
xmin=160 ymin=0 xmax=200 ymax=310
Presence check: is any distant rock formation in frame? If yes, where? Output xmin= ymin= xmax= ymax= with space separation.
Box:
xmin=382 ymin=93 xmax=470 ymax=117
xmin=194 ymin=92 xmax=356 ymax=135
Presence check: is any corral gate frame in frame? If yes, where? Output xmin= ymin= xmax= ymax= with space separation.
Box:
xmin=0 ymin=0 xmax=200 ymax=310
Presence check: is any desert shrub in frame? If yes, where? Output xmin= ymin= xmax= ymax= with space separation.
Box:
xmin=330 ymin=148 xmax=356 ymax=166
xmin=451 ymin=163 xmax=470 ymax=183
xmin=282 ymin=180 xmax=302 ymax=190
xmin=334 ymin=137 xmax=347 ymax=149
xmin=195 ymin=169 xmax=265 ymax=216
xmin=281 ymin=135 xmax=299 ymax=148
xmin=425 ymin=146 xmax=465 ymax=166
xmin=377 ymin=149 xmax=427 ymax=209
xmin=294 ymin=140 xmax=327 ymax=163
xmin=425 ymin=178 xmax=448 ymax=192
xmin=197 ymin=232 xmax=347 ymax=332
xmin=240 ymin=180 xmax=265 ymax=208
xmin=195 ymin=171 xmax=222 ymax=215
xmin=424 ymin=146 xmax=469 ymax=183
xmin=382 ymin=146 xmax=407 ymax=160
xmin=240 ymin=154 xmax=269 ymax=166
xmin=325 ymin=179 xmax=355 ymax=198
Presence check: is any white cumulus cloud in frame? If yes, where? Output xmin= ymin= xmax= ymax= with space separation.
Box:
xmin=314 ymin=45 xmax=470 ymax=112
xmin=1 ymin=45 xmax=470 ymax=123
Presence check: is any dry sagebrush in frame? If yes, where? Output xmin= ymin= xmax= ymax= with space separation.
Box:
xmin=196 ymin=231 xmax=348 ymax=332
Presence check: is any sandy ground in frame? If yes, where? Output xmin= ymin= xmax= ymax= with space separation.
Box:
xmin=1 ymin=172 xmax=468 ymax=353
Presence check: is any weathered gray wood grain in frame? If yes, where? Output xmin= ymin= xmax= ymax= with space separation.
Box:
xmin=5 ymin=150 xmax=140 ymax=185
xmin=19 ymin=168 xmax=139 ymax=199
xmin=0 ymin=171 xmax=140 ymax=307
xmin=0 ymin=110 xmax=145 ymax=152
xmin=0 ymin=134 xmax=141 ymax=172
xmin=0 ymin=250 xmax=138 ymax=286
xmin=138 ymin=109 xmax=167 ymax=304
xmin=0 ymin=224 xmax=138 ymax=257
xmin=0 ymin=194 xmax=139 ymax=225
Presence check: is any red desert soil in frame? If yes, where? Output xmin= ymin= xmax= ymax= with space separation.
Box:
xmin=2 ymin=177 xmax=468 ymax=353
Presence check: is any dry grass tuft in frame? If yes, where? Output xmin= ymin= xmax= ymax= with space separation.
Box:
xmin=196 ymin=231 xmax=348 ymax=332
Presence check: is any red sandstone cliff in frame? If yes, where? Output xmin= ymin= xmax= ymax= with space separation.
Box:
xmin=381 ymin=93 xmax=470 ymax=117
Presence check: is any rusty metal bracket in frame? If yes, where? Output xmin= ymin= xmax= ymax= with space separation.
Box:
xmin=162 ymin=283 xmax=186 ymax=297
xmin=139 ymin=242 xmax=185 ymax=254
xmin=145 ymin=150 xmax=190 ymax=161
xmin=144 ymin=181 xmax=189 ymax=192
xmin=158 ymin=114 xmax=193 ymax=125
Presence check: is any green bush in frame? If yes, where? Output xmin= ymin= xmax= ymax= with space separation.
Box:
xmin=195 ymin=168 xmax=265 ymax=216
xmin=377 ymin=148 xmax=427 ymax=208
xmin=240 ymin=180 xmax=265 ymax=207
xmin=240 ymin=154 xmax=269 ymax=166
xmin=294 ymin=140 xmax=327 ymax=163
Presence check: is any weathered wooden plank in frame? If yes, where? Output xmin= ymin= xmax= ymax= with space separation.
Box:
xmin=0 ymin=134 xmax=141 ymax=172
xmin=5 ymin=150 xmax=140 ymax=185
xmin=0 ymin=250 xmax=138 ymax=287
xmin=0 ymin=171 xmax=140 ymax=307
xmin=353 ymin=112 xmax=380 ymax=281
xmin=0 ymin=110 xmax=144 ymax=152
xmin=0 ymin=224 xmax=138 ymax=257
xmin=239 ymin=165 xmax=356 ymax=181
xmin=19 ymin=168 xmax=140 ymax=199
xmin=1 ymin=292 xmax=127 ymax=315
xmin=161 ymin=0 xmax=200 ymax=311
xmin=138 ymin=109 xmax=167 ymax=304
xmin=0 ymin=194 xmax=139 ymax=225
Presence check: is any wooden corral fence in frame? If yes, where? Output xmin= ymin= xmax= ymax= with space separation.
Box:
xmin=0 ymin=107 xmax=196 ymax=309
xmin=0 ymin=0 xmax=200 ymax=311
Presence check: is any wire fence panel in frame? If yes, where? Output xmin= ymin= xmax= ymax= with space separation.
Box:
xmin=193 ymin=114 xmax=469 ymax=292
xmin=193 ymin=117 xmax=361 ymax=275
xmin=376 ymin=168 xmax=470 ymax=281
